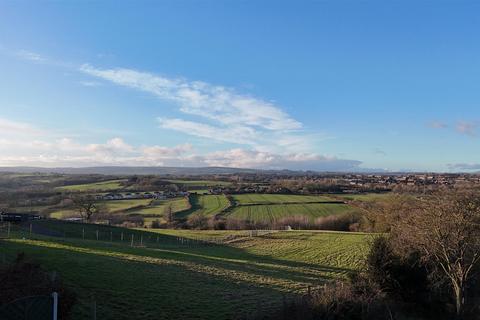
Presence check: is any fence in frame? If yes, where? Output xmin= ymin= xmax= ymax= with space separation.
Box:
xmin=0 ymin=293 xmax=58 ymax=320
xmin=0 ymin=221 xmax=278 ymax=250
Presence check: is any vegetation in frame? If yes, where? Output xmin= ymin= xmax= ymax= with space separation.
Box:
xmin=56 ymin=179 xmax=126 ymax=192
xmin=0 ymin=220 xmax=369 ymax=320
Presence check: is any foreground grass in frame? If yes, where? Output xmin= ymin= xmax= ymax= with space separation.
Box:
xmin=1 ymin=221 xmax=371 ymax=320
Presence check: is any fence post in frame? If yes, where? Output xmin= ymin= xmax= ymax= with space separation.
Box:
xmin=156 ymin=236 xmax=159 ymax=244
xmin=110 ymin=231 xmax=113 ymax=242
xmin=121 ymin=232 xmax=124 ymax=241
xmin=140 ymin=235 xmax=143 ymax=246
xmin=52 ymin=292 xmax=58 ymax=320
xmin=29 ymin=223 xmax=32 ymax=237
xmin=82 ymin=228 xmax=85 ymax=240
xmin=92 ymin=297 xmax=97 ymax=320
xmin=7 ymin=222 xmax=10 ymax=238
xmin=131 ymin=234 xmax=134 ymax=247
xmin=96 ymin=230 xmax=99 ymax=241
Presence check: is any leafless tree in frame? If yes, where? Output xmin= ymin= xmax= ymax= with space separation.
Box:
xmin=164 ymin=204 xmax=174 ymax=224
xmin=394 ymin=191 xmax=480 ymax=317
xmin=72 ymin=195 xmax=99 ymax=222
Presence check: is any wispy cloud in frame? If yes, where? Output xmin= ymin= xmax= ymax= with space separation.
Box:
xmin=456 ymin=121 xmax=478 ymax=136
xmin=80 ymin=64 xmax=302 ymax=132
xmin=428 ymin=121 xmax=448 ymax=129
xmin=16 ymin=50 xmax=45 ymax=62
xmin=447 ymin=163 xmax=480 ymax=171
xmin=0 ymin=116 xmax=362 ymax=171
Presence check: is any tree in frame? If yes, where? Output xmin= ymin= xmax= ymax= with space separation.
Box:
xmin=72 ymin=195 xmax=99 ymax=222
xmin=164 ymin=204 xmax=174 ymax=225
xmin=394 ymin=191 xmax=480 ymax=318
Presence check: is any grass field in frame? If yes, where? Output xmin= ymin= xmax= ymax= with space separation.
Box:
xmin=178 ymin=194 xmax=230 ymax=219
xmin=231 ymin=194 xmax=335 ymax=205
xmin=227 ymin=203 xmax=355 ymax=223
xmin=1 ymin=220 xmax=371 ymax=320
xmin=166 ymin=179 xmax=232 ymax=187
xmin=222 ymin=194 xmax=354 ymax=224
xmin=56 ymin=179 xmax=126 ymax=192
xmin=49 ymin=199 xmax=153 ymax=219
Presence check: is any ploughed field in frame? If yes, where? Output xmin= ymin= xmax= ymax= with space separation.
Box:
xmin=1 ymin=220 xmax=371 ymax=320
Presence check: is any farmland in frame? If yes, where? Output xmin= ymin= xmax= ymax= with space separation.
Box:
xmin=56 ymin=179 xmax=126 ymax=192
xmin=227 ymin=203 xmax=355 ymax=224
xmin=221 ymin=193 xmax=356 ymax=224
xmin=231 ymin=194 xmax=335 ymax=205
xmin=0 ymin=220 xmax=370 ymax=320
xmin=178 ymin=194 xmax=230 ymax=218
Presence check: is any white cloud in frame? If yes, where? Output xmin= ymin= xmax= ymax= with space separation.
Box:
xmin=80 ymin=64 xmax=301 ymax=132
xmin=0 ymin=117 xmax=361 ymax=170
xmin=456 ymin=121 xmax=477 ymax=136
xmin=16 ymin=50 xmax=45 ymax=62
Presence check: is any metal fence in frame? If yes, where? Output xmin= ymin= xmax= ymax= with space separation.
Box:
xmin=0 ymin=293 xmax=58 ymax=320
xmin=0 ymin=221 xmax=278 ymax=250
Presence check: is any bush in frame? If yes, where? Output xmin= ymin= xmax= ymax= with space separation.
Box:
xmin=0 ymin=253 xmax=77 ymax=319
xmin=187 ymin=213 xmax=209 ymax=229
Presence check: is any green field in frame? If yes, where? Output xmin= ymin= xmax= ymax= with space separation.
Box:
xmin=49 ymin=199 xmax=153 ymax=219
xmin=1 ymin=220 xmax=371 ymax=320
xmin=227 ymin=203 xmax=354 ymax=223
xmin=178 ymin=194 xmax=230 ymax=219
xmin=130 ymin=197 xmax=190 ymax=216
xmin=167 ymin=179 xmax=231 ymax=187
xmin=231 ymin=194 xmax=335 ymax=205
xmin=56 ymin=179 xmax=126 ymax=192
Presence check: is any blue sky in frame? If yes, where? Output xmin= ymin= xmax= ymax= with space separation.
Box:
xmin=0 ymin=1 xmax=479 ymax=172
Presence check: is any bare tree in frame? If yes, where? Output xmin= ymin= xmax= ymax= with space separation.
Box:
xmin=164 ymin=204 xmax=174 ymax=225
xmin=394 ymin=192 xmax=480 ymax=317
xmin=72 ymin=195 xmax=99 ymax=222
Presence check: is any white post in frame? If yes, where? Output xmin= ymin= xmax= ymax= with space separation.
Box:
xmin=52 ymin=292 xmax=58 ymax=320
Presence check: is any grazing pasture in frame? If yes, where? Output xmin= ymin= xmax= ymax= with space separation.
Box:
xmin=56 ymin=179 xmax=126 ymax=192
xmin=166 ymin=179 xmax=231 ymax=187
xmin=1 ymin=220 xmax=370 ymax=320
xmin=227 ymin=203 xmax=355 ymax=224
xmin=178 ymin=194 xmax=230 ymax=218
xmin=232 ymin=194 xmax=335 ymax=205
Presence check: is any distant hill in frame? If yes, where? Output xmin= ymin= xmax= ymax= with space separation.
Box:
xmin=0 ymin=166 xmax=285 ymax=176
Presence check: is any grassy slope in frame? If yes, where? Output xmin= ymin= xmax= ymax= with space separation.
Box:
xmin=177 ymin=194 xmax=230 ymax=219
xmin=1 ymin=221 xmax=370 ymax=320
xmin=56 ymin=179 xmax=126 ymax=192
xmin=49 ymin=199 xmax=153 ymax=219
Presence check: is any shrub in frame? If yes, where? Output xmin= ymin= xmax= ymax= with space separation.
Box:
xmin=0 ymin=253 xmax=77 ymax=319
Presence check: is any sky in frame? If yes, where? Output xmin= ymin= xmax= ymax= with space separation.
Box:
xmin=0 ymin=0 xmax=479 ymax=172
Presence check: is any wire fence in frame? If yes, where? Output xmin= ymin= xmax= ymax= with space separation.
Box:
xmin=0 ymin=221 xmax=278 ymax=250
